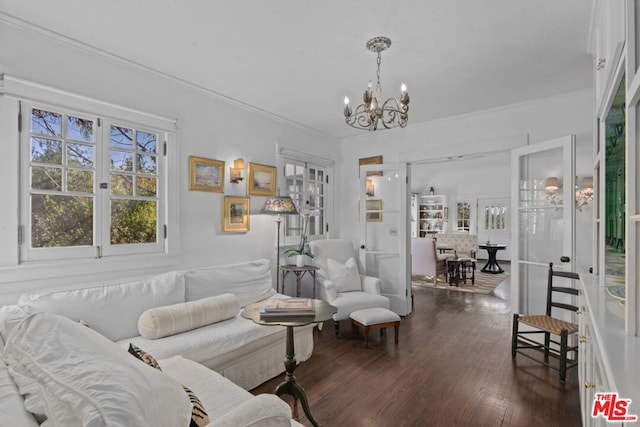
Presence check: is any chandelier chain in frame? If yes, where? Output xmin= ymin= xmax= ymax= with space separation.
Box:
xmin=376 ymin=52 xmax=382 ymax=86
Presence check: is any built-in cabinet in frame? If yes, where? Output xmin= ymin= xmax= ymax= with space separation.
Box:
xmin=418 ymin=195 xmax=447 ymax=237
xmin=580 ymin=1 xmax=640 ymax=424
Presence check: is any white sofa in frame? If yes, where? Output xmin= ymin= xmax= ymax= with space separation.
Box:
xmin=0 ymin=258 xmax=314 ymax=425
xmin=434 ymin=233 xmax=478 ymax=258
xmin=0 ymin=312 xmax=301 ymax=427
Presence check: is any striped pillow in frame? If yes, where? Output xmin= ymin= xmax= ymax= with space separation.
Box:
xmin=128 ymin=344 xmax=210 ymax=427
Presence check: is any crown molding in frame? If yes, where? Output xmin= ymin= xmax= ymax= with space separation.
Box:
xmin=0 ymin=12 xmax=336 ymax=140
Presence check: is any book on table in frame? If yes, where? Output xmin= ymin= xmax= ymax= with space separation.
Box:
xmin=260 ymin=298 xmax=315 ymax=318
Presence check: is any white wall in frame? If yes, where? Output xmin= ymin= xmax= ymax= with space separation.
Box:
xmin=0 ymin=22 xmax=340 ymax=299
xmin=0 ymin=21 xmax=595 ymax=300
xmin=338 ymin=88 xmax=594 ymax=270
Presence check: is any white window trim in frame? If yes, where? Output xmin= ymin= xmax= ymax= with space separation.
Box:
xmin=7 ymin=75 xmax=180 ymax=272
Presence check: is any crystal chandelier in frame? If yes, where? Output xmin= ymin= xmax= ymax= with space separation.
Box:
xmin=343 ymin=36 xmax=410 ymax=131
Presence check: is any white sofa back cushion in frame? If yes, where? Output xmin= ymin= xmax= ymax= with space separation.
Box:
xmin=184 ymin=258 xmax=276 ymax=307
xmin=138 ymin=293 xmax=240 ymax=339
xmin=17 ymin=271 xmax=185 ymax=342
xmin=3 ymin=313 xmax=192 ymax=427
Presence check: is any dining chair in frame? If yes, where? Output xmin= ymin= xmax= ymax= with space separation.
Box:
xmin=511 ymin=262 xmax=580 ymax=381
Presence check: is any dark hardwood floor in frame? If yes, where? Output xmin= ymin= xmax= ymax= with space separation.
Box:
xmin=252 ymin=273 xmax=582 ymax=426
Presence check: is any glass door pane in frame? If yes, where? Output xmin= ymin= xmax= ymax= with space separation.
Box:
xmin=511 ymin=136 xmax=575 ymax=315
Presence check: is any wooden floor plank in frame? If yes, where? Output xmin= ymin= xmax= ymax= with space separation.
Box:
xmin=251 ymin=273 xmax=581 ymax=426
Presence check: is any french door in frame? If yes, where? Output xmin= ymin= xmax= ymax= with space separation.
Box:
xmin=359 ymin=163 xmax=411 ymax=315
xmin=511 ymin=136 xmax=576 ymax=315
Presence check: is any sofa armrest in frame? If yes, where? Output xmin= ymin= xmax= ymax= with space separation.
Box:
xmin=316 ymin=277 xmax=338 ymax=302
xmin=209 ymin=394 xmax=292 ymax=427
xmin=360 ymin=275 xmax=382 ymax=294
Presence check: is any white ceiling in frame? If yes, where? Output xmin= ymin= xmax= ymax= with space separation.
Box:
xmin=1 ymin=1 xmax=595 ymax=139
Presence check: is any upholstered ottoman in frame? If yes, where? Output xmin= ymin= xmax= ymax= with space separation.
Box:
xmin=350 ymin=308 xmax=400 ymax=348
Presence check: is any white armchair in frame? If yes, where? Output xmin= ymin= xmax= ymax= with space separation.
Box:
xmin=411 ymin=237 xmax=449 ymax=286
xmin=309 ymin=239 xmax=390 ymax=337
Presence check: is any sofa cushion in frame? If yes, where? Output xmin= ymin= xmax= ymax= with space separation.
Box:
xmin=3 ymin=313 xmax=192 ymax=427
xmin=331 ymin=291 xmax=390 ymax=321
xmin=122 ymin=314 xmax=286 ymax=367
xmin=159 ymin=355 xmax=292 ymax=427
xmin=184 ymin=259 xmax=275 ymax=307
xmin=17 ymin=271 xmax=185 ymax=341
xmin=0 ymin=305 xmax=29 ymax=345
xmin=138 ymin=293 xmax=240 ymax=339
xmin=0 ymin=360 xmax=39 ymax=427
xmin=128 ymin=344 xmax=210 ymax=427
xmin=327 ymin=257 xmax=362 ymax=293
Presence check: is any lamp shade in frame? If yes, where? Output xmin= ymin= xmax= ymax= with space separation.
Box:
xmin=581 ymin=176 xmax=593 ymax=190
xmin=545 ymin=177 xmax=560 ymax=191
xmin=260 ymin=196 xmax=299 ymax=215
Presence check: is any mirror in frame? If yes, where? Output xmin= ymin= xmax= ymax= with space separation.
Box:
xmin=604 ymin=76 xmax=625 ymax=286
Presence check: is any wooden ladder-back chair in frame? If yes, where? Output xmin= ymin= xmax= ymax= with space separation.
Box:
xmin=511 ymin=262 xmax=580 ymax=381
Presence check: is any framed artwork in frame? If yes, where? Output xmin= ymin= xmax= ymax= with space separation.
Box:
xmin=366 ymin=199 xmax=383 ymax=222
xmin=222 ymin=196 xmax=250 ymax=232
xmin=359 ymin=155 xmax=383 ymax=177
xmin=248 ymin=162 xmax=276 ymax=196
xmin=189 ymin=156 xmax=225 ymax=192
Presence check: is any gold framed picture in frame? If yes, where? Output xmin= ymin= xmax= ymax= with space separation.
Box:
xmin=366 ymin=199 xmax=383 ymax=222
xmin=248 ymin=162 xmax=276 ymax=196
xmin=359 ymin=155 xmax=383 ymax=177
xmin=222 ymin=196 xmax=250 ymax=232
xmin=189 ymin=156 xmax=225 ymax=192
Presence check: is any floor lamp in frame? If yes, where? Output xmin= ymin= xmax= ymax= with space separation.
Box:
xmin=261 ymin=196 xmax=299 ymax=293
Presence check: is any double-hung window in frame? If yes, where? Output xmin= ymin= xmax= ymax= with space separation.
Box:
xmin=278 ymin=150 xmax=334 ymax=246
xmin=20 ymin=102 xmax=169 ymax=262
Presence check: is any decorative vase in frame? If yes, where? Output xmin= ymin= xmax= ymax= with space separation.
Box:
xmin=296 ymin=254 xmax=305 ymax=267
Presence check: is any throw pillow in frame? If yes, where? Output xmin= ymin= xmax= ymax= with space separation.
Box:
xmin=128 ymin=344 xmax=210 ymax=427
xmin=326 ymin=257 xmax=362 ymax=293
xmin=128 ymin=343 xmax=162 ymax=370
xmin=137 ymin=293 xmax=240 ymax=339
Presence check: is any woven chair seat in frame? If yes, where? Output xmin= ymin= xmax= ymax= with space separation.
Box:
xmin=518 ymin=314 xmax=577 ymax=336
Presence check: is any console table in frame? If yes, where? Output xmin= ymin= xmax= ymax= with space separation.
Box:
xmin=280 ymin=265 xmax=319 ymax=298
xmin=242 ymin=299 xmax=336 ymax=427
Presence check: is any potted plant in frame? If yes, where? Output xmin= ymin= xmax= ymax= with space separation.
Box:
xmin=284 ymin=213 xmax=315 ymax=267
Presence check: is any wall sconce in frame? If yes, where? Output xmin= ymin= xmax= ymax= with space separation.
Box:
xmin=366 ymin=178 xmax=375 ymax=197
xmin=575 ymin=176 xmax=594 ymax=210
xmin=544 ymin=177 xmax=559 ymax=191
xmin=544 ymin=176 xmax=594 ymax=211
xmin=230 ymin=158 xmax=245 ymax=183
